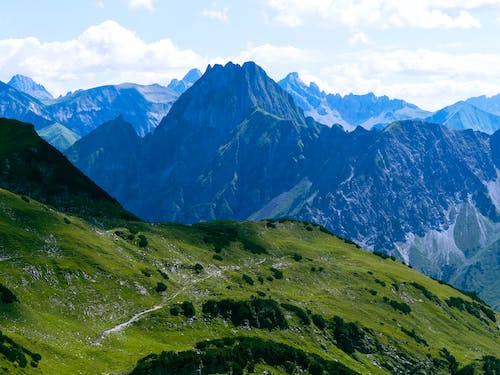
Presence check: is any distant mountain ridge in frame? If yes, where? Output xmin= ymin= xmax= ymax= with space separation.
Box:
xmin=426 ymin=101 xmax=500 ymax=134
xmin=279 ymin=72 xmax=431 ymax=130
xmin=7 ymin=74 xmax=53 ymax=101
xmin=67 ymin=61 xmax=500 ymax=308
xmin=0 ymin=69 xmax=203 ymax=141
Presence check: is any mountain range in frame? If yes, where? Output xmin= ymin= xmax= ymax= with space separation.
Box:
xmin=65 ymin=62 xmax=500 ymax=309
xmin=0 ymin=118 xmax=498 ymax=373
xmin=279 ymin=72 xmax=431 ymax=130
xmin=0 ymin=69 xmax=202 ymax=149
xmin=3 ymin=67 xmax=500 ymax=153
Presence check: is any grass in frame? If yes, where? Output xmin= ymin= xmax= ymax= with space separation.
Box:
xmin=0 ymin=190 xmax=498 ymax=374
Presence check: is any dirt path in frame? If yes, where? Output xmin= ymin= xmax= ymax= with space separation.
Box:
xmin=92 ymin=274 xmax=213 ymax=346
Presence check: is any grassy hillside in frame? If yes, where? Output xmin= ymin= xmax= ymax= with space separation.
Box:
xmin=0 ymin=118 xmax=135 ymax=223
xmin=0 ymin=188 xmax=498 ymax=374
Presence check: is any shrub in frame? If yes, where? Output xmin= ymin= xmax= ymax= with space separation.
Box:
xmin=192 ymin=263 xmax=204 ymax=274
xmin=155 ymin=282 xmax=167 ymax=293
xmin=410 ymin=282 xmax=438 ymax=302
xmin=141 ymin=269 xmax=152 ymax=277
xmin=0 ymin=330 xmax=41 ymax=368
xmin=242 ymin=274 xmax=254 ymax=286
xmin=169 ymin=305 xmax=180 ymax=316
xmin=401 ymin=327 xmax=428 ymax=346
xmin=0 ymin=284 xmax=18 ymax=304
xmin=331 ymin=316 xmax=366 ymax=355
xmin=158 ymin=270 xmax=169 ymax=280
xmin=130 ymin=336 xmax=358 ymax=375
xmin=482 ymin=355 xmax=500 ymax=375
xmin=374 ymin=279 xmax=386 ymax=287
xmin=292 ymin=253 xmax=303 ymax=262
xmin=257 ymin=276 xmax=264 ymax=284
xmin=312 ymin=314 xmax=327 ymax=330
xmin=383 ymin=297 xmax=411 ymax=314
xmin=181 ymin=301 xmax=195 ymax=318
xmin=202 ymin=298 xmax=287 ymax=330
xmin=213 ymin=254 xmax=223 ymax=261
xmin=281 ymin=303 xmax=310 ymax=325
xmin=137 ymin=234 xmax=148 ymax=247
xmin=445 ymin=296 xmax=496 ymax=322
xmin=270 ymin=267 xmax=283 ymax=279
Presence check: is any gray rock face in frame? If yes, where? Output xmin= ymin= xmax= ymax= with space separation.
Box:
xmin=7 ymin=74 xmax=54 ymax=101
xmin=67 ymin=62 xmax=500 ymax=307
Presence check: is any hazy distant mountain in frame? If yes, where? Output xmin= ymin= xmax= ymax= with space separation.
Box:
xmin=466 ymin=94 xmax=500 ymax=116
xmin=0 ymin=81 xmax=53 ymax=129
xmin=37 ymin=122 xmax=81 ymax=151
xmin=48 ymin=83 xmax=179 ymax=136
xmin=67 ymin=62 xmax=500 ymax=307
xmin=7 ymin=74 xmax=54 ymax=101
xmin=167 ymin=68 xmax=202 ymax=94
xmin=279 ymin=72 xmax=430 ymax=130
xmin=426 ymin=101 xmax=500 ymax=134
xmin=0 ymin=70 xmax=203 ymax=139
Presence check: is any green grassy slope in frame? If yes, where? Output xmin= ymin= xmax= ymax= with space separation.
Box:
xmin=0 ymin=118 xmax=135 ymax=222
xmin=0 ymin=188 xmax=498 ymax=374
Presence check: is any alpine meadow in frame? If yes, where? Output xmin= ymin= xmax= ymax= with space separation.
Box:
xmin=1 ymin=1 xmax=500 ymax=374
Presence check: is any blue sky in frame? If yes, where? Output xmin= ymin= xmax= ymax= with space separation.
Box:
xmin=1 ymin=0 xmax=500 ymax=110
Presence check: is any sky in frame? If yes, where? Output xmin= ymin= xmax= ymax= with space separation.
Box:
xmin=1 ymin=0 xmax=500 ymax=110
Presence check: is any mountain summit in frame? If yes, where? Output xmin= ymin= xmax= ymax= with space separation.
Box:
xmin=7 ymin=74 xmax=54 ymax=101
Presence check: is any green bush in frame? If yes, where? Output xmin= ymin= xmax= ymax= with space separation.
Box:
xmin=445 ymin=297 xmax=496 ymax=323
xmin=401 ymin=327 xmax=428 ymax=346
xmin=242 ymin=274 xmax=254 ymax=286
xmin=331 ymin=316 xmax=366 ymax=355
xmin=202 ymin=298 xmax=288 ymax=330
xmin=192 ymin=263 xmax=204 ymax=274
xmin=0 ymin=284 xmax=17 ymax=304
xmin=155 ymin=282 xmax=167 ymax=293
xmin=137 ymin=234 xmax=148 ymax=247
xmin=383 ymin=297 xmax=411 ymax=314
xmin=482 ymin=355 xmax=500 ymax=375
xmin=169 ymin=305 xmax=180 ymax=316
xmin=0 ymin=330 xmax=41 ymax=368
xmin=281 ymin=303 xmax=310 ymax=325
xmin=312 ymin=314 xmax=327 ymax=330
xmin=410 ymin=282 xmax=438 ymax=302
xmin=270 ymin=267 xmax=283 ymax=279
xmin=292 ymin=253 xmax=303 ymax=262
xmin=131 ymin=336 xmax=358 ymax=375
xmin=158 ymin=270 xmax=169 ymax=280
xmin=181 ymin=301 xmax=195 ymax=318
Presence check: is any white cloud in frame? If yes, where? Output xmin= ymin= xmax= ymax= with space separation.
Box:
xmin=128 ymin=0 xmax=154 ymax=10
xmin=0 ymin=21 xmax=205 ymax=96
xmin=264 ymin=0 xmax=498 ymax=29
xmin=202 ymin=7 xmax=229 ymax=21
xmin=312 ymin=48 xmax=500 ymax=110
xmin=97 ymin=1 xmax=104 ymax=8
xmin=348 ymin=32 xmax=369 ymax=46
xmin=211 ymin=43 xmax=317 ymax=79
